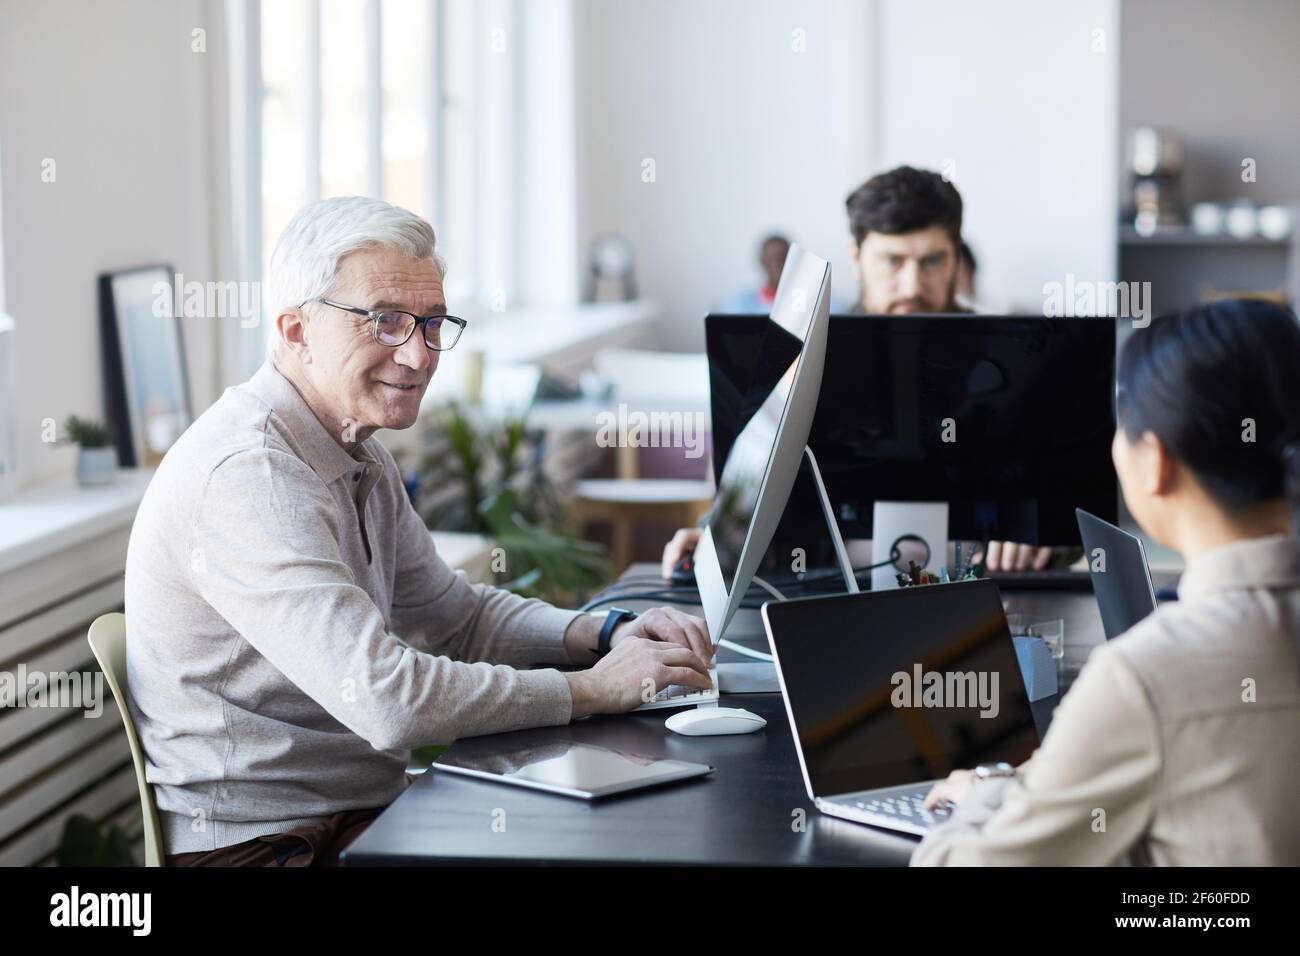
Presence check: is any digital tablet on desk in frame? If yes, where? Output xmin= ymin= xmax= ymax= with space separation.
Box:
xmin=432 ymin=740 xmax=714 ymax=799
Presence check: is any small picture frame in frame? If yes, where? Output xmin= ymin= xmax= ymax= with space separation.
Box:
xmin=98 ymin=265 xmax=192 ymax=468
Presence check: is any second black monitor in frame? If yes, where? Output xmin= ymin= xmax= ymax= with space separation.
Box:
xmin=706 ymin=314 xmax=1118 ymax=547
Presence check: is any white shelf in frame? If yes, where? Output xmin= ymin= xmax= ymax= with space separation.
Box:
xmin=461 ymin=299 xmax=658 ymax=367
xmin=1119 ymin=224 xmax=1291 ymax=247
xmin=0 ymin=469 xmax=155 ymax=577
xmin=0 ymin=465 xmax=493 ymax=582
xmin=419 ymin=299 xmax=658 ymax=409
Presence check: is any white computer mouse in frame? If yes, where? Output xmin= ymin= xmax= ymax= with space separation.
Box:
xmin=665 ymin=706 xmax=767 ymax=736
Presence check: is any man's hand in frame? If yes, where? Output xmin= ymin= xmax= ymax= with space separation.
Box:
xmin=660 ymin=527 xmax=702 ymax=580
xmin=609 ymin=606 xmax=712 ymax=665
xmin=922 ymin=769 xmax=974 ymax=811
xmin=984 ymin=541 xmax=1053 ymax=572
xmin=566 ymin=634 xmax=713 ymax=718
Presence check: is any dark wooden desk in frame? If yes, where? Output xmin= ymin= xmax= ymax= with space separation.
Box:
xmin=343 ymin=564 xmax=1113 ymax=866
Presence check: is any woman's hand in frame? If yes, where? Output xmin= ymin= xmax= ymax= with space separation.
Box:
xmin=923 ymin=769 xmax=974 ymax=811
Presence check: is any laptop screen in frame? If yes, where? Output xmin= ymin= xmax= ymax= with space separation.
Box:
xmin=765 ymin=579 xmax=1039 ymax=798
xmin=1076 ymin=508 xmax=1159 ymax=640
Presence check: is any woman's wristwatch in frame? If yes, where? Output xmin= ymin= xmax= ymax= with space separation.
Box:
xmin=972 ymin=761 xmax=1017 ymax=781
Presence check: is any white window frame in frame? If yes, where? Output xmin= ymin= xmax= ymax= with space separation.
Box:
xmin=228 ymin=0 xmax=454 ymax=382
xmin=223 ymin=0 xmax=577 ymax=386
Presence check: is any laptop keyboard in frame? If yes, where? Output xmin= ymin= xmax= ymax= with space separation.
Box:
xmin=844 ymin=788 xmax=952 ymax=827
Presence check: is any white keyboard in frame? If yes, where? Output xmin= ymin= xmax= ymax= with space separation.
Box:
xmin=635 ymin=668 xmax=719 ymax=711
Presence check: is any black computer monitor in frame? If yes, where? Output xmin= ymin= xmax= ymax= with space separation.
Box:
xmin=706 ymin=314 xmax=1118 ymax=549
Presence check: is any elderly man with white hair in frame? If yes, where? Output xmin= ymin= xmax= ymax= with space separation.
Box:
xmin=124 ymin=196 xmax=713 ymax=867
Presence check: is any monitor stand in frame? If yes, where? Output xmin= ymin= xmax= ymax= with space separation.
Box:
xmin=717 ymin=444 xmax=847 ymax=686
xmin=803 ymin=445 xmax=860 ymax=594
xmin=715 ymin=447 xmax=855 ymax=691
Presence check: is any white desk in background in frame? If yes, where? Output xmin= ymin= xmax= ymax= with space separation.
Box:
xmin=420 ymin=300 xmax=660 ymax=410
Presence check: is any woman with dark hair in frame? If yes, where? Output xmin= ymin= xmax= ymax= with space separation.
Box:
xmin=913 ymin=298 xmax=1300 ymax=866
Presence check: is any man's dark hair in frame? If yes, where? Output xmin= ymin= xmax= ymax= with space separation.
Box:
xmin=845 ymin=166 xmax=963 ymax=251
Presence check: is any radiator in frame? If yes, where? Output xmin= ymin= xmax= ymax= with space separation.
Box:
xmin=0 ymin=521 xmax=137 ymax=866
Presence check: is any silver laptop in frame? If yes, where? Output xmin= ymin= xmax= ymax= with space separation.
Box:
xmin=637 ymin=243 xmax=832 ymax=710
xmin=761 ymin=579 xmax=1040 ymax=835
xmin=1076 ymin=508 xmax=1159 ymax=640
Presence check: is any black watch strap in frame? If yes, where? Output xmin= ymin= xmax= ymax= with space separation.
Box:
xmin=597 ymin=607 xmax=637 ymax=657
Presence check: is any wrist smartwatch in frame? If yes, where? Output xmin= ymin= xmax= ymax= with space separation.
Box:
xmin=972 ymin=761 xmax=1016 ymax=781
xmin=597 ymin=607 xmax=637 ymax=657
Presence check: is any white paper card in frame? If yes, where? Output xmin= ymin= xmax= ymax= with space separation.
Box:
xmin=871 ymin=500 xmax=949 ymax=591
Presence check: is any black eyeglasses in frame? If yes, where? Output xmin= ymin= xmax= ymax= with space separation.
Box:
xmin=301 ymin=297 xmax=467 ymax=351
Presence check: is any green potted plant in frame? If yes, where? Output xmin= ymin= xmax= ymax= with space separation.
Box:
xmin=56 ymin=814 xmax=137 ymax=867
xmin=414 ymin=401 xmax=612 ymax=605
xmin=64 ymin=415 xmax=117 ymax=486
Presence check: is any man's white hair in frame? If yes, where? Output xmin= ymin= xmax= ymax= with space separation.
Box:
xmin=266 ymin=196 xmax=445 ymax=360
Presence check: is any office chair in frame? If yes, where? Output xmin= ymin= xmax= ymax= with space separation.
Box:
xmin=87 ymin=613 xmax=165 ymax=867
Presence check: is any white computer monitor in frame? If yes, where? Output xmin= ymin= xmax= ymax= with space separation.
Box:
xmin=692 ymin=243 xmax=832 ymax=643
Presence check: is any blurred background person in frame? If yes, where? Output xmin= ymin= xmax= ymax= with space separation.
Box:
xmin=723 ymin=233 xmax=791 ymax=313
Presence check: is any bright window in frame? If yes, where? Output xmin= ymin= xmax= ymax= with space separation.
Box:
xmin=230 ymin=0 xmax=575 ymax=384
xmin=253 ymin=0 xmax=502 ymax=340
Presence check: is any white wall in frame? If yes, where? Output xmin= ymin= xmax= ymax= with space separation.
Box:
xmin=0 ymin=0 xmax=228 ymax=490
xmin=573 ymin=0 xmax=875 ymax=350
xmin=876 ymin=0 xmax=1120 ymax=312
